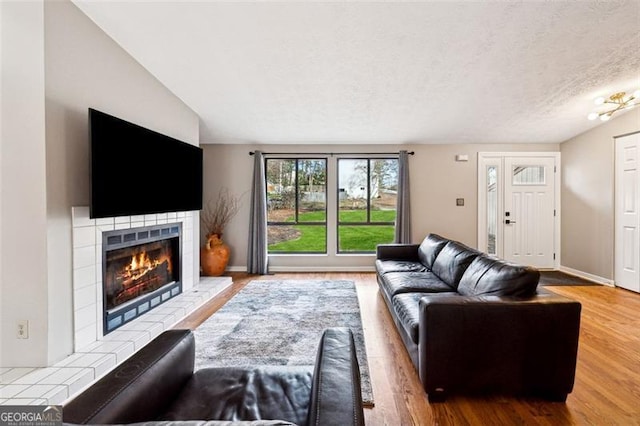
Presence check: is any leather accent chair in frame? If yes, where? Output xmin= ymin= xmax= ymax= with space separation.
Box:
xmin=63 ymin=328 xmax=364 ymax=426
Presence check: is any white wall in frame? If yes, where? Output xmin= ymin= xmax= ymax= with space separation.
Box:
xmin=561 ymin=109 xmax=640 ymax=280
xmin=1 ymin=0 xmax=49 ymax=367
xmin=1 ymin=0 xmax=200 ymax=368
xmin=203 ymin=142 xmax=558 ymax=270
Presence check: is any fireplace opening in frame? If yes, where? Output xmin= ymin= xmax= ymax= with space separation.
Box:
xmin=102 ymin=223 xmax=182 ymax=333
xmin=105 ymin=238 xmax=178 ymax=310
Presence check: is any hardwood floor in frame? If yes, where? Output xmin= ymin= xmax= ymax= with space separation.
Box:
xmin=174 ymin=272 xmax=640 ymax=426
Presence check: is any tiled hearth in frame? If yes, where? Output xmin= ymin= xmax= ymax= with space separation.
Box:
xmin=0 ymin=276 xmax=231 ymax=405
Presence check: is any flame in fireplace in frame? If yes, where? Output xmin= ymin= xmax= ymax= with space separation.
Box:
xmin=121 ymin=250 xmax=172 ymax=282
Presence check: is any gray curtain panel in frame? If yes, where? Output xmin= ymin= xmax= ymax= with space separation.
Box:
xmin=395 ymin=150 xmax=412 ymax=243
xmin=247 ymin=151 xmax=269 ymax=274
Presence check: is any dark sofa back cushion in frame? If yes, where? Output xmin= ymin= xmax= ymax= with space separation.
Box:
xmin=430 ymin=241 xmax=480 ymax=288
xmin=63 ymin=329 xmax=195 ymax=424
xmin=458 ymin=256 xmax=540 ymax=297
xmin=418 ymin=234 xmax=449 ymax=270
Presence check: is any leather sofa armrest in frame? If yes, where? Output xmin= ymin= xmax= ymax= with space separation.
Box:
xmin=376 ymin=243 xmax=420 ymax=261
xmin=418 ymin=291 xmax=581 ymax=401
xmin=307 ymin=328 xmax=365 ymax=426
xmin=63 ymin=329 xmax=195 ymax=424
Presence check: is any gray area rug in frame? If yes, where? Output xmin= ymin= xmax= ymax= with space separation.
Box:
xmin=539 ymin=270 xmax=600 ymax=286
xmin=193 ymin=279 xmax=374 ymax=406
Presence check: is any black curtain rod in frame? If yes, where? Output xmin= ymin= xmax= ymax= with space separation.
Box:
xmin=249 ymin=151 xmax=414 ymax=156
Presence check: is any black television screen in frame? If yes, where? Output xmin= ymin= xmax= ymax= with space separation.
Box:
xmin=89 ymin=108 xmax=203 ymax=218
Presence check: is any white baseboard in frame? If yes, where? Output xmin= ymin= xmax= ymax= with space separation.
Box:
xmin=225 ymin=265 xmax=376 ymax=273
xmin=558 ymin=265 xmax=614 ymax=287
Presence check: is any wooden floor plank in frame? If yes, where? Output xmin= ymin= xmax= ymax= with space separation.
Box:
xmin=174 ymin=273 xmax=640 ymax=425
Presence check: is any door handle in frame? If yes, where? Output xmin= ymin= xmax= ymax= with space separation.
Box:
xmin=505 ymin=219 xmax=517 ymax=224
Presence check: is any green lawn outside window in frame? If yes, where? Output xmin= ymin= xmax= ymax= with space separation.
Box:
xmin=338 ymin=225 xmax=395 ymax=252
xmin=338 ymin=210 xmax=396 ymax=222
xmin=268 ymin=210 xmax=395 ymax=253
xmin=268 ymin=225 xmax=327 ymax=252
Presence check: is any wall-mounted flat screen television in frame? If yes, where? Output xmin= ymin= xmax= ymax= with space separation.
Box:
xmin=89 ymin=108 xmax=203 ymax=219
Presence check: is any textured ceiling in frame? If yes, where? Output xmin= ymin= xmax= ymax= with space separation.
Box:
xmin=73 ymin=1 xmax=640 ymax=145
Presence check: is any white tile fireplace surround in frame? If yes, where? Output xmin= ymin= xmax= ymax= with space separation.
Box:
xmin=0 ymin=208 xmax=232 ymax=406
xmin=71 ymin=206 xmax=198 ymax=349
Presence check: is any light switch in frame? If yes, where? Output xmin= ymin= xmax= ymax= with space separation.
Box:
xmin=456 ymin=198 xmax=464 ymax=206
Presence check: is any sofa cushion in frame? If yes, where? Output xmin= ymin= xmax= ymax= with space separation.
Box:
xmin=375 ymin=259 xmax=427 ymax=275
xmin=162 ymin=366 xmax=313 ymax=425
xmin=392 ymin=293 xmax=422 ymax=345
xmin=458 ymin=256 xmax=540 ymax=297
xmin=392 ymin=292 xmax=457 ymax=345
xmin=382 ymin=271 xmax=456 ymax=297
xmin=430 ymin=241 xmax=480 ymax=288
xmin=417 ymin=234 xmax=449 ymax=270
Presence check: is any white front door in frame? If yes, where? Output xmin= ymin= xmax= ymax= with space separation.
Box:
xmin=478 ymin=153 xmax=559 ymax=269
xmin=615 ymin=133 xmax=640 ymax=293
xmin=503 ymin=157 xmax=556 ymax=268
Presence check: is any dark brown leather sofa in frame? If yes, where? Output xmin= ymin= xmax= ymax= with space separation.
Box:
xmin=376 ymin=233 xmax=582 ymax=402
xmin=63 ymin=328 xmax=364 ymax=426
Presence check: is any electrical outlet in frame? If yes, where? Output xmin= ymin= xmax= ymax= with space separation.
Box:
xmin=17 ymin=320 xmax=29 ymax=339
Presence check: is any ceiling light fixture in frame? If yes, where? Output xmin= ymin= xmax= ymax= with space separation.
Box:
xmin=587 ymin=90 xmax=640 ymax=121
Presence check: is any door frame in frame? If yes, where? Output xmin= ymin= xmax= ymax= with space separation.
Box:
xmin=477 ymin=152 xmax=561 ymax=269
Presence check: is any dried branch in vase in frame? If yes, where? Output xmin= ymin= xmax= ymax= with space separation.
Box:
xmin=201 ymin=188 xmax=242 ymax=239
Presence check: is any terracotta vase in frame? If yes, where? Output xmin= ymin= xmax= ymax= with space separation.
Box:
xmin=201 ymin=234 xmax=230 ymax=276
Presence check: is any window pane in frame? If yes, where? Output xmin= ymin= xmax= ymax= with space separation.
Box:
xmin=487 ymin=166 xmax=497 ymax=255
xmin=337 ymin=158 xmax=397 ymax=253
xmin=338 ymin=159 xmax=368 ymax=222
xmin=338 ymin=225 xmax=395 ymax=252
xmin=512 ymin=166 xmax=545 ymax=185
xmin=297 ymin=159 xmax=326 ymax=222
xmin=370 ymin=159 xmax=398 ymax=222
xmin=267 ymin=158 xmax=327 ymax=254
xmin=266 ymin=159 xmax=296 ymax=222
